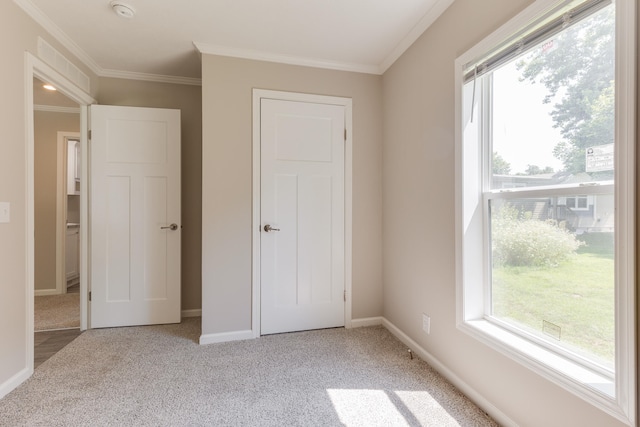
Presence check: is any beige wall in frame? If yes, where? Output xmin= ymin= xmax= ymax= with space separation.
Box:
xmin=0 ymin=0 xmax=98 ymax=395
xmin=34 ymin=111 xmax=79 ymax=292
xmin=201 ymin=55 xmax=383 ymax=336
xmin=382 ymin=0 xmax=636 ymax=426
xmin=97 ymin=78 xmax=203 ymax=311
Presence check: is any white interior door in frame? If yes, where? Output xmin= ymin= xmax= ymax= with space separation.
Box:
xmin=260 ymin=98 xmax=345 ymax=335
xmin=90 ymin=105 xmax=181 ymax=328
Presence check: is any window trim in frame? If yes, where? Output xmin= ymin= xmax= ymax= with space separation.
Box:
xmin=454 ymin=0 xmax=636 ymax=424
xmin=565 ymin=195 xmax=590 ymax=210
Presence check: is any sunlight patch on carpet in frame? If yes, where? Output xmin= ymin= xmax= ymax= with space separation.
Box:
xmin=327 ymin=389 xmax=412 ymax=427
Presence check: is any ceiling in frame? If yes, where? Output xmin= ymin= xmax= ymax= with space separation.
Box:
xmin=16 ymin=0 xmax=454 ymax=84
xmin=33 ymin=77 xmax=79 ymax=108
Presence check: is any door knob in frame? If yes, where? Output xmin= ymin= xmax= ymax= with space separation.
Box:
xmin=263 ymin=224 xmax=280 ymax=232
xmin=161 ymin=223 xmax=178 ymax=231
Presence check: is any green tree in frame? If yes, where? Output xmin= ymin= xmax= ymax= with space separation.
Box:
xmin=518 ymin=164 xmax=555 ymax=176
xmin=493 ymin=151 xmax=512 ymax=174
xmin=517 ymin=6 xmax=615 ymax=175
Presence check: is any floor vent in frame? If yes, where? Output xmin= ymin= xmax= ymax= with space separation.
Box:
xmin=37 ymin=38 xmax=90 ymax=93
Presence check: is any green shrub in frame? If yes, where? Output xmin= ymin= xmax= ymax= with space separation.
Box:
xmin=576 ymin=232 xmax=614 ymax=255
xmin=492 ymin=204 xmax=583 ymax=267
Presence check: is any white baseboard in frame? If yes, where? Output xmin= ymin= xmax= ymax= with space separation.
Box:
xmin=199 ymin=329 xmax=254 ymax=345
xmin=181 ymin=309 xmax=201 ymax=318
xmin=381 ymin=318 xmax=517 ymax=427
xmin=351 ymin=316 xmax=384 ymax=328
xmin=34 ymin=289 xmax=59 ymax=297
xmin=0 ymin=366 xmax=31 ymax=400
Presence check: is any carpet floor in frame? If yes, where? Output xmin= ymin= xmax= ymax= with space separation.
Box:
xmin=0 ymin=318 xmax=497 ymax=427
xmin=34 ymin=293 xmax=80 ymax=331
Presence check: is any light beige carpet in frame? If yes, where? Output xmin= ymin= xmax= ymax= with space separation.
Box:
xmin=1 ymin=319 xmax=498 ymax=426
xmin=34 ymin=293 xmax=80 ymax=331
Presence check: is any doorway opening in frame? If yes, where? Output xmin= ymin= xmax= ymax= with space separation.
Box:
xmin=26 ymin=53 xmax=94 ymax=372
xmin=33 ymin=76 xmax=81 ymax=330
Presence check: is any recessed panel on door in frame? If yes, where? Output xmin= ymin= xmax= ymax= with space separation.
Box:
xmin=274 ymin=173 xmax=299 ymax=307
xmin=297 ymin=174 xmax=333 ymax=304
xmin=106 ymin=120 xmax=168 ymax=164
xmin=144 ymin=176 xmax=168 ymax=301
xmin=106 ymin=176 xmax=131 ymax=302
xmin=276 ymin=115 xmax=333 ymax=162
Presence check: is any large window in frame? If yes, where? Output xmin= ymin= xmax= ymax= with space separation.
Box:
xmin=455 ymin=0 xmax=635 ymax=423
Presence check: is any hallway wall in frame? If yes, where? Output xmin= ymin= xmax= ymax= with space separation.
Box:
xmin=34 ymin=111 xmax=79 ymax=292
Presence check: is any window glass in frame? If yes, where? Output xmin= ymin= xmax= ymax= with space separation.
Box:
xmin=577 ymin=196 xmax=588 ymax=209
xmin=490 ymin=195 xmax=614 ymax=368
xmin=486 ymin=3 xmax=616 ymax=371
xmin=490 ymin=5 xmax=615 ymax=190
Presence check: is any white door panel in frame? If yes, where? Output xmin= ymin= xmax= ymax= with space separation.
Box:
xmin=90 ymin=105 xmax=181 ymax=328
xmin=261 ymin=99 xmax=345 ymax=335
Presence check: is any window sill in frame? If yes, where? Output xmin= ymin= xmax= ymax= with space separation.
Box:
xmin=458 ymin=319 xmax=631 ymax=423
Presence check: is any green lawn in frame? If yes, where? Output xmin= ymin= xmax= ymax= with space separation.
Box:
xmin=492 ymin=251 xmax=614 ymax=366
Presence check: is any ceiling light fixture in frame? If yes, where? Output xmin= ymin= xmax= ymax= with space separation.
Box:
xmin=43 ymin=84 xmax=57 ymax=91
xmin=110 ymin=1 xmax=135 ymax=19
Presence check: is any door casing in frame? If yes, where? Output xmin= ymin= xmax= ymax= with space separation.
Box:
xmin=25 ymin=53 xmax=95 ymax=375
xmin=251 ymin=89 xmax=353 ymax=337
xmin=56 ymin=132 xmax=81 ymax=295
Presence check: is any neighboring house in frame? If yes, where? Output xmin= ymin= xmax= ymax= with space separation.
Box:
xmin=493 ymin=172 xmax=615 ymax=233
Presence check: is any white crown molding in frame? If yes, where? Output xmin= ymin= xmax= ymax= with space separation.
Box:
xmin=34 ymin=104 xmax=81 ymax=114
xmin=16 ymin=0 xmax=453 ymax=83
xmin=379 ymin=0 xmax=456 ymax=73
xmin=99 ymin=68 xmax=202 ymax=86
xmin=194 ymin=42 xmax=382 ymax=75
xmin=194 ymin=0 xmax=455 ymax=76
xmin=14 ymin=0 xmax=102 ymax=76
xmin=14 ymin=0 xmax=202 ymax=86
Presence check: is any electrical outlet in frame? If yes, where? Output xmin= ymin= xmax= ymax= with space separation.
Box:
xmin=422 ymin=313 xmax=431 ymax=334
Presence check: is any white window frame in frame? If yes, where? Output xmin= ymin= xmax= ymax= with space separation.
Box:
xmin=565 ymin=195 xmax=591 ymax=211
xmin=454 ymin=0 xmax=636 ymax=424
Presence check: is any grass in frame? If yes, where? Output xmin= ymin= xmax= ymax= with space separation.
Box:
xmin=492 ymin=246 xmax=614 ymax=367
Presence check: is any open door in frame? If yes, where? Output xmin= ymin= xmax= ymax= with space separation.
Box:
xmin=89 ymin=105 xmax=181 ymax=328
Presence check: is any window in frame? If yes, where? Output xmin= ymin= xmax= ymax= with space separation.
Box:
xmin=455 ymin=0 xmax=635 ymax=423
xmin=565 ymin=195 xmax=589 ymax=211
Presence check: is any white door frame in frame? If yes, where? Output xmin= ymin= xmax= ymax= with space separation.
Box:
xmin=25 ymin=53 xmax=94 ymax=370
xmin=55 ymin=131 xmax=81 ymax=295
xmin=251 ymin=89 xmax=353 ymax=337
